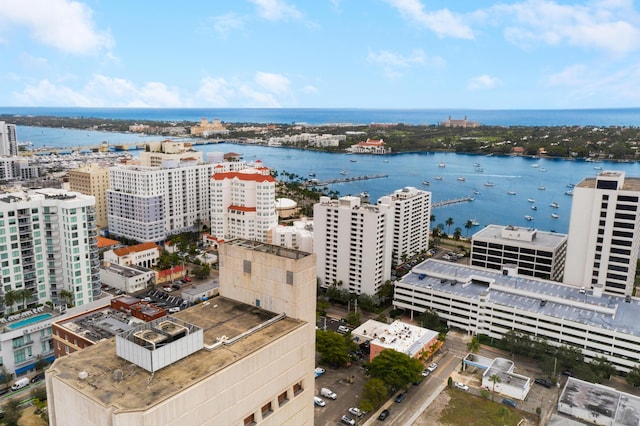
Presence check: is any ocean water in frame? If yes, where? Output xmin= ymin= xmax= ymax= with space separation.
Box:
xmin=3 ymin=106 xmax=640 ymax=126
xmin=10 ymin=106 xmax=640 ymax=234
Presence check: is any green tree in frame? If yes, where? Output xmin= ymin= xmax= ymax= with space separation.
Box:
xmin=315 ymin=330 xmax=351 ymax=367
xmin=489 ymin=374 xmax=501 ymax=401
xmin=2 ymin=398 xmax=23 ymax=426
xmin=626 ymin=366 xmax=640 ymax=387
xmin=19 ymin=288 xmax=33 ymax=310
xmin=0 ymin=365 xmax=13 ymax=390
xmin=361 ymin=378 xmax=388 ymax=411
xmin=364 ymin=349 xmax=423 ymax=391
xmin=194 ymin=264 xmax=211 ymax=279
xmin=453 ymin=227 xmax=462 ymax=241
xmin=60 ymin=289 xmax=74 ymax=307
xmin=445 ymin=217 xmax=454 ymax=235
xmin=376 ymin=280 xmax=394 ymax=305
xmin=467 ymin=336 xmax=480 ymax=354
xmin=3 ymin=290 xmax=19 ymax=313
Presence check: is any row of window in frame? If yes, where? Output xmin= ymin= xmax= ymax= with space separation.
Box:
xmin=244 ymin=381 xmax=303 ymax=426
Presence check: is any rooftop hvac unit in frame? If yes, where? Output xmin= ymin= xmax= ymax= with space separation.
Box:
xmin=158 ymin=320 xmax=189 ymax=338
xmin=134 ymin=329 xmax=168 ymax=346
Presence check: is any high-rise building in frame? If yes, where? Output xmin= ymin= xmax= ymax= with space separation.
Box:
xmin=0 ymin=188 xmax=100 ymax=309
xmin=564 ymin=171 xmax=640 ymax=296
xmin=69 ymin=164 xmax=110 ymax=229
xmin=46 ymin=239 xmax=316 ymax=425
xmin=314 ymin=194 xmax=392 ymax=295
xmin=378 ymin=187 xmax=431 ymax=265
xmin=0 ymin=121 xmax=18 ymax=156
xmin=210 ymin=168 xmax=278 ymax=243
xmin=470 ymin=224 xmax=567 ymax=281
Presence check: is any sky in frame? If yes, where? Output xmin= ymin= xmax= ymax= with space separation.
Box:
xmin=1 ymin=0 xmax=640 ymax=109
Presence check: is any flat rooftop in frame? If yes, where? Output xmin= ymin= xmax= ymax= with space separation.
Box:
xmin=54 ymin=307 xmax=136 ymax=342
xmin=102 ymin=262 xmax=152 ymax=277
xmin=48 ymin=297 xmax=305 ymax=410
xmin=351 ymin=319 xmax=438 ymax=357
xmin=225 ymin=238 xmax=312 ymax=259
xmin=472 ymin=224 xmax=567 ymax=249
xmin=577 ymin=172 xmax=640 ymax=191
xmin=401 ymin=259 xmax=640 ymax=336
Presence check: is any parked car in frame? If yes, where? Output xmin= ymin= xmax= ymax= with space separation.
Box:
xmin=142 ymin=297 xmax=152 ymax=302
xmin=348 ymin=407 xmax=364 ymax=417
xmin=320 ymin=387 xmax=336 ymax=399
xmin=394 ymin=392 xmax=406 ymax=403
xmin=340 ymin=415 xmax=355 ymax=425
xmin=183 ymin=276 xmax=192 ymax=282
xmin=337 ymin=325 xmax=350 ymax=334
xmin=168 ymin=307 xmax=181 ymax=313
xmin=502 ymin=398 xmax=517 ymax=408
xmin=534 ymin=378 xmax=552 ymax=388
xmin=164 ymin=287 xmax=173 ymax=292
xmin=314 ymin=367 xmax=325 ymax=378
xmin=454 ymin=381 xmax=469 ymax=391
xmin=421 ymin=369 xmax=431 ymax=377
xmin=313 ymin=396 xmax=326 ymax=407
xmin=31 ymin=373 xmax=45 ymax=383
xmin=378 ymin=409 xmax=390 ymax=420
xmin=427 ymin=362 xmax=438 ymax=372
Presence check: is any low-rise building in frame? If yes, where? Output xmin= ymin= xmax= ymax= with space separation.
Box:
xmin=103 ymin=241 xmax=160 ymax=268
xmin=346 ymin=138 xmax=391 ymax=154
xmin=100 ymin=262 xmax=156 ymax=294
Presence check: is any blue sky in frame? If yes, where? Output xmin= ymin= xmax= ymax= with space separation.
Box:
xmin=1 ymin=0 xmax=640 ymax=109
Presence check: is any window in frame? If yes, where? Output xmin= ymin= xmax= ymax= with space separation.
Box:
xmin=243 ymin=260 xmax=251 ymax=274
xmin=278 ymin=391 xmax=289 ymax=407
xmin=243 ymin=413 xmax=256 ymax=426
xmin=293 ymin=381 xmax=303 ymax=395
xmin=286 ymin=271 xmax=293 ymax=285
xmin=261 ymin=401 xmax=273 ymax=418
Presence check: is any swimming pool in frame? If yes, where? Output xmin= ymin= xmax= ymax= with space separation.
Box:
xmin=7 ymin=313 xmax=52 ymax=330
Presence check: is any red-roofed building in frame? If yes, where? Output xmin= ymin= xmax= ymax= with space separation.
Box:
xmin=210 ymin=171 xmax=278 ymax=243
xmin=346 ymin=138 xmax=391 ymax=154
xmin=104 ymin=242 xmax=160 ymax=268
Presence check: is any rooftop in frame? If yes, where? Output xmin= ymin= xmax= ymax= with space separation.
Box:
xmin=48 ymin=297 xmax=304 ymax=410
xmin=401 ymin=259 xmax=640 ymax=336
xmin=102 ymin=262 xmax=152 ymax=278
xmin=472 ymin=224 xmax=567 ymax=248
xmin=225 ymin=239 xmax=312 ymax=260
xmin=351 ymin=319 xmax=438 ymax=357
xmin=54 ymin=306 xmax=137 ymax=343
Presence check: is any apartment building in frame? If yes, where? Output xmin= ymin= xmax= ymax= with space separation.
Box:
xmin=269 ymin=218 xmax=314 ymax=253
xmin=68 ymin=164 xmax=110 ymax=229
xmin=564 ymin=171 xmax=640 ymax=296
xmin=470 ymin=224 xmax=567 ymax=281
xmin=0 ymin=188 xmax=100 ymax=309
xmin=210 ymin=169 xmax=278 ymax=243
xmin=138 ymin=140 xmax=203 ymax=167
xmin=46 ymin=239 xmax=317 ymax=425
xmin=378 ymin=187 xmax=431 ymax=265
xmin=314 ymin=195 xmax=392 ymax=295
xmin=393 ymin=259 xmax=640 ymax=373
xmin=0 ymin=121 xmax=18 ymax=156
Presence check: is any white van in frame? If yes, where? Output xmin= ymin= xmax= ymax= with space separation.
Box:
xmin=11 ymin=377 xmax=29 ymax=391
xmin=320 ymin=387 xmax=337 ymax=399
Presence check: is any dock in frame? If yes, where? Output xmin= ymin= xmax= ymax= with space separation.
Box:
xmin=433 ymin=196 xmax=475 ymax=208
xmin=305 ymin=174 xmax=388 ymax=187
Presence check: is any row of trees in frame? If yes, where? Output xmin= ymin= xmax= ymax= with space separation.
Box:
xmin=1 ymin=289 xmax=33 ymax=314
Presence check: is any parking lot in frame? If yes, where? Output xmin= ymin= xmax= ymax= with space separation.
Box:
xmin=313 ymin=363 xmax=369 ymax=426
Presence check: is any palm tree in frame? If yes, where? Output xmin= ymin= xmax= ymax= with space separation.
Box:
xmin=3 ymin=290 xmax=19 ymax=314
xmin=18 ymin=289 xmax=33 ymax=310
xmin=453 ymin=227 xmax=462 ymax=241
xmin=60 ymin=289 xmax=74 ymax=308
xmin=467 ymin=337 xmax=480 ymax=353
xmin=445 ymin=217 xmax=454 ymax=235
xmin=464 ymin=220 xmax=474 ymax=237
xmin=489 ymin=374 xmax=502 ymax=401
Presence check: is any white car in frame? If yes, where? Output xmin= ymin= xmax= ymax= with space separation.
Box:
xmin=313 ymin=396 xmax=326 ymax=407
xmin=168 ymin=307 xmax=181 ymax=313
xmin=164 ymin=287 xmax=173 ymax=292
xmin=427 ymin=362 xmax=438 ymax=372
xmin=340 ymin=415 xmax=355 ymax=426
xmin=454 ymin=381 xmax=469 ymax=391
xmin=348 ymin=407 xmax=364 ymax=417
xmin=421 ymin=369 xmax=431 ymax=377
xmin=314 ymin=367 xmax=326 ymax=378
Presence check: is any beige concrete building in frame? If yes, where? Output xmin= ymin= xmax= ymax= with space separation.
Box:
xmin=138 ymin=140 xmax=203 ymax=167
xmin=69 ymin=164 xmax=110 ymax=228
xmin=46 ymin=239 xmax=317 ymax=426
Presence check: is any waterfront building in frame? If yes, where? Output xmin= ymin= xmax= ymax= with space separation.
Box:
xmin=138 ymin=140 xmax=203 ymax=167
xmin=470 ymin=224 xmax=567 ymax=281
xmin=190 ymin=117 xmax=229 ymax=137
xmin=210 ymin=167 xmax=278 ymax=243
xmin=269 ymin=218 xmax=314 ymax=253
xmin=314 ymin=194 xmax=392 ymax=295
xmin=0 ymin=188 xmax=100 ymax=310
xmin=346 ymin=138 xmax=391 ymax=154
xmin=393 ymin=258 xmax=640 ymax=373
xmin=46 ymin=239 xmax=316 ymax=425
xmin=564 ymin=171 xmax=640 ymax=296
xmin=68 ymin=164 xmax=110 ymax=229
xmin=0 ymin=121 xmax=18 ymax=156
xmin=440 ymin=115 xmax=480 ymax=128
xmin=378 ymin=186 xmax=431 ymax=266
xmin=103 ymin=241 xmax=160 ymax=268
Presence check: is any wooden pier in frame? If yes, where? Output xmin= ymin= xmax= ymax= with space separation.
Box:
xmin=433 ymin=196 xmax=475 ymax=208
xmin=305 ymin=174 xmax=388 ymax=187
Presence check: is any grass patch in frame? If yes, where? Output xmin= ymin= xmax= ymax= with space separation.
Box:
xmin=438 ymin=389 xmax=531 ymax=426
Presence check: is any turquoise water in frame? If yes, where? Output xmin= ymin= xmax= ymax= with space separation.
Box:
xmin=7 ymin=313 xmax=52 ymax=330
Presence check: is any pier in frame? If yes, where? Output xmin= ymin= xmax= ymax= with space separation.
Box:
xmin=305 ymin=174 xmax=388 ymax=187
xmin=433 ymin=196 xmax=475 ymax=208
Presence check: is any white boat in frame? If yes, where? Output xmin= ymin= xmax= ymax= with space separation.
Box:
xmin=527 ymin=198 xmax=536 ymax=203
xmin=594 ymin=166 xmax=602 ymax=170
xmin=470 ymin=218 xmax=480 ymax=226
xmin=550 ymin=202 xmax=560 ymax=208
xmin=350 ymin=159 xmax=357 ymax=162
xmin=539 ymin=168 xmax=547 ymax=172
xmin=308 ymin=172 xmax=316 ymax=177
xmin=565 ymin=190 xmax=573 ymax=196
xmin=383 ymin=159 xmax=389 ymax=163
xmin=531 ymin=164 xmax=540 ymax=168
xmin=473 ymin=190 xmax=480 ymax=195
xmin=422 ymin=180 xmax=430 ymax=186
xmin=507 ymin=191 xmax=516 ymax=195
xmin=524 ymin=215 xmax=534 ymax=221
xmin=340 ymin=170 xmax=349 ymax=175
xmin=551 ymin=213 xmax=559 ymax=219
xmin=435 ymin=176 xmax=444 ymax=181
xmin=531 ymin=205 xmax=537 ymax=210
xmin=457 ymin=177 xmax=466 ymax=182
xmin=484 ymin=181 xmax=495 ymax=187
xmin=537 ymin=185 xmax=546 ymax=190
xmin=438 ymin=162 xmax=446 ymax=168
xmin=473 ymin=162 xmax=480 ymax=167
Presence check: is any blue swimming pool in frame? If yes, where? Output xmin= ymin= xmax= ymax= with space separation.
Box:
xmin=7 ymin=313 xmax=52 ymax=330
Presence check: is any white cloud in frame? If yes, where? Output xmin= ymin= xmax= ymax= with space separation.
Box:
xmin=195 ymin=77 xmax=235 ymax=106
xmin=383 ymin=0 xmax=474 ymax=39
xmin=248 ymin=0 xmax=302 ymax=21
xmin=493 ymin=0 xmax=640 ymax=54
xmin=18 ymin=53 xmax=48 ymax=70
xmin=255 ymin=72 xmax=291 ymax=95
xmin=0 ymin=0 xmax=113 ymax=55
xmin=468 ymin=74 xmax=501 ymax=90
xmin=12 ymin=80 xmax=93 ymax=106
xmin=302 ymin=85 xmax=318 ymax=94
xmin=209 ymin=13 xmax=245 ymax=36
xmin=368 ymin=49 xmax=441 ymax=79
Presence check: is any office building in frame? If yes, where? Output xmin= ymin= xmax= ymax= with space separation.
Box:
xmin=210 ymin=168 xmax=278 ymax=243
xmin=470 ymin=224 xmax=567 ymax=281
xmin=314 ymin=195 xmax=392 ymax=295
xmin=378 ymin=187 xmax=431 ymax=265
xmin=46 ymin=239 xmax=317 ymax=425
xmin=393 ymin=258 xmax=640 ymax=373
xmin=0 ymin=188 xmax=100 ymax=309
xmin=0 ymin=121 xmax=18 ymax=156
xmin=69 ymin=164 xmax=110 ymax=229
xmin=564 ymin=171 xmax=640 ymax=296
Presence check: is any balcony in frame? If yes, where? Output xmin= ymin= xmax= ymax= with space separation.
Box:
xmin=12 ymin=340 xmax=34 ymax=349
